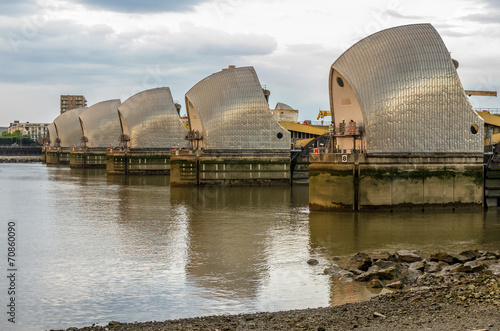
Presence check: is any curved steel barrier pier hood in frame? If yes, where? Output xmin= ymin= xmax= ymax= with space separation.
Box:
xmin=185 ymin=66 xmax=290 ymax=150
xmin=117 ymin=87 xmax=187 ymax=149
xmin=329 ymin=23 xmax=483 ymax=155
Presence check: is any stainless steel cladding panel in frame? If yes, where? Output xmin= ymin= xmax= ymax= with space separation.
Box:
xmin=186 ymin=66 xmax=290 ymax=150
xmin=331 ymin=23 xmax=483 ymax=154
xmin=47 ymin=123 xmax=58 ymax=146
xmin=118 ymin=88 xmax=187 ymax=149
xmin=79 ymin=99 xmax=122 ymax=148
xmin=53 ymin=107 xmax=87 ymax=147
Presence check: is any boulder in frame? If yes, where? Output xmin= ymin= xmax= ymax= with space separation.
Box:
xmin=487 ymin=263 xmax=500 ymax=275
xmin=324 ymin=265 xmax=344 ymax=275
xmin=479 ymin=251 xmax=500 ymax=259
xmin=342 ymin=252 xmax=372 ymax=272
xmin=458 ymin=249 xmax=479 ymax=261
xmin=355 ymin=270 xmax=379 ymax=282
xmin=377 ymin=266 xmax=404 ymax=281
xmin=438 ymin=263 xmax=461 ymax=275
xmin=307 ymin=259 xmax=319 ymax=265
xmin=396 ymin=250 xmax=422 ymax=263
xmin=372 ymin=251 xmax=395 ymax=261
xmin=386 ymin=279 xmax=404 ymax=289
xmin=338 ymin=271 xmax=355 ymax=282
xmin=426 ymin=261 xmax=442 ymax=273
xmin=463 ymin=260 xmax=484 ymax=273
xmin=373 ymin=259 xmax=395 ymax=269
xmin=430 ymin=252 xmax=459 ymax=264
xmin=450 ymin=263 xmax=472 ymax=273
xmin=368 ymin=279 xmax=383 ymax=288
xmin=409 ymin=261 xmax=425 ymax=271
xmin=400 ymin=268 xmax=423 ymax=283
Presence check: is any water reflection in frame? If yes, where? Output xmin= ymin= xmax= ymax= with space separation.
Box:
xmin=1 ymin=164 xmax=499 ymax=331
xmin=169 ymin=186 xmax=324 ymax=314
xmin=308 ymin=210 xmax=500 ymax=257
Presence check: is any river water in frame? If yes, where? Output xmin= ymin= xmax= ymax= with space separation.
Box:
xmin=0 ymin=163 xmax=499 ymax=330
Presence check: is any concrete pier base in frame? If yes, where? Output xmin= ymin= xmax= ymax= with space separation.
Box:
xmin=170 ymin=149 xmax=291 ymax=186
xmin=44 ymin=148 xmax=71 ymax=165
xmin=41 ymin=146 xmax=47 ymax=163
xmin=106 ymin=149 xmax=172 ymax=175
xmin=309 ymin=153 xmax=484 ymax=211
xmin=70 ymin=148 xmax=107 ymax=169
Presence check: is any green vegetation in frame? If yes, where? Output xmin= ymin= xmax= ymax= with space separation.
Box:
xmin=0 ymin=131 xmax=36 ymax=146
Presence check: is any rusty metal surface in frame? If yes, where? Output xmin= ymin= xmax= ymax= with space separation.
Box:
xmin=330 ymin=23 xmax=483 ymax=154
xmin=118 ymin=88 xmax=187 ymax=149
xmin=185 ymin=66 xmax=290 ymax=150
xmin=52 ymin=107 xmax=87 ymax=147
xmin=79 ymin=100 xmax=122 ymax=148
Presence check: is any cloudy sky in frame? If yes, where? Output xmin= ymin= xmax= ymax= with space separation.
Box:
xmin=1 ymin=0 xmax=499 ymax=126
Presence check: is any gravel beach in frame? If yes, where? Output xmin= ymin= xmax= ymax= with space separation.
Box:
xmin=61 ymin=250 xmax=500 ymax=331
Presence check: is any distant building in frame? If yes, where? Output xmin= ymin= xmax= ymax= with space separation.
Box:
xmin=60 ymin=95 xmax=87 ymax=114
xmin=271 ymin=102 xmax=299 ymax=122
xmin=8 ymin=121 xmax=50 ymax=140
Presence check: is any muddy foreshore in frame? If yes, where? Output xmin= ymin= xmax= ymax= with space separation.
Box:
xmin=57 ymin=250 xmax=500 ymax=331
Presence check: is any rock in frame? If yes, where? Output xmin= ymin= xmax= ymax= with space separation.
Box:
xmin=459 ymin=249 xmax=479 ymax=261
xmin=409 ymin=261 xmax=425 ymax=271
xmin=368 ymin=279 xmax=384 ymax=288
xmin=396 ymin=250 xmax=422 ymax=263
xmin=338 ymin=271 xmax=355 ymax=282
xmin=438 ymin=263 xmax=461 ymax=275
xmin=377 ymin=266 xmax=404 ymax=281
xmin=386 ymin=279 xmax=404 ymax=289
xmin=355 ymin=270 xmax=378 ymax=282
xmin=351 ymin=269 xmax=364 ymax=275
xmin=373 ymin=259 xmax=395 ymax=269
xmin=344 ymin=252 xmax=372 ymax=272
xmin=332 ymin=256 xmax=340 ymax=261
xmin=487 ymin=264 xmax=500 ymax=275
xmin=367 ymin=265 xmax=381 ymax=273
xmin=307 ymin=259 xmax=319 ymax=265
xmin=400 ymin=268 xmax=423 ymax=283
xmin=426 ymin=261 xmax=442 ymax=273
xmin=373 ymin=312 xmax=386 ymax=318
xmin=324 ymin=265 xmax=344 ymax=275
xmin=324 ymin=266 xmax=355 ymax=281
xmin=463 ymin=260 xmax=484 ymax=273
xmin=373 ymin=251 xmax=395 ymax=261
xmin=108 ymin=321 xmax=123 ymax=327
xmin=450 ymin=263 xmax=472 ymax=273
xmin=479 ymin=251 xmax=500 ymax=259
xmin=430 ymin=251 xmax=459 ymax=264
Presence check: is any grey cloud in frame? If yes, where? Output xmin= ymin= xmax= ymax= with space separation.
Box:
xmin=460 ymin=0 xmax=500 ymax=24
xmin=69 ymin=0 xmax=208 ymax=13
xmin=384 ymin=9 xmax=426 ymax=20
xmin=0 ymin=1 xmax=39 ymax=17
xmin=0 ymin=18 xmax=277 ymax=86
xmin=462 ymin=12 xmax=500 ymax=24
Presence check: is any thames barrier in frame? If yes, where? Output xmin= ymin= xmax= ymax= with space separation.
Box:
xmin=41 ymin=23 xmax=500 ymax=210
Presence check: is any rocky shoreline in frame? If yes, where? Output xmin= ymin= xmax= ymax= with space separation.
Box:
xmin=58 ymin=249 xmax=500 ymax=331
xmin=0 ymin=155 xmax=41 ymax=163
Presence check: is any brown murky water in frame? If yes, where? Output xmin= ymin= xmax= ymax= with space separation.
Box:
xmin=0 ymin=163 xmax=499 ymax=330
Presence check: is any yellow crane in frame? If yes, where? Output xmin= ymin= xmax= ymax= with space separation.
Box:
xmin=317 ymin=110 xmax=331 ymax=120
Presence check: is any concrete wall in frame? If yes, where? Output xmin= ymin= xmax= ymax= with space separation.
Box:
xmin=309 ymin=153 xmax=483 ymax=211
xmin=171 ymin=150 xmax=290 ymax=186
xmin=106 ymin=149 xmax=172 ymax=175
xmin=69 ymin=149 xmax=107 ymax=168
